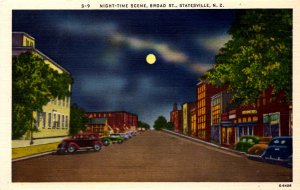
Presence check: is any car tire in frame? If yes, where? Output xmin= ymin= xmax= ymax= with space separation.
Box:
xmin=94 ymin=143 xmax=101 ymax=151
xmin=67 ymin=144 xmax=76 ymax=153
xmin=118 ymin=140 xmax=123 ymax=144
xmin=103 ymin=140 xmax=109 ymax=146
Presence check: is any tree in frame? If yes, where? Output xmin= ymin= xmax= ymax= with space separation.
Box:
xmin=166 ymin=122 xmax=175 ymax=131
xmin=153 ymin=116 xmax=168 ymax=130
xmin=12 ymin=52 xmax=73 ymax=139
xmin=138 ymin=121 xmax=150 ymax=130
xmin=203 ymin=10 xmax=292 ymax=104
xmin=69 ymin=104 xmax=89 ymax=135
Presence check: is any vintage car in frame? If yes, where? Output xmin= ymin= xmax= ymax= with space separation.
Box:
xmin=100 ymin=136 xmax=112 ymax=146
xmin=247 ymin=137 xmax=272 ymax=155
xmin=261 ymin=136 xmax=292 ymax=166
xmin=108 ymin=133 xmax=125 ymax=144
xmin=56 ymin=132 xmax=103 ymax=153
xmin=235 ymin=135 xmax=260 ymax=152
xmin=120 ymin=133 xmax=131 ymax=140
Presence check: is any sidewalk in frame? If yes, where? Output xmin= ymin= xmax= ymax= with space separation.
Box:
xmin=12 ymin=137 xmax=66 ymax=148
xmin=161 ymin=129 xmax=246 ymax=156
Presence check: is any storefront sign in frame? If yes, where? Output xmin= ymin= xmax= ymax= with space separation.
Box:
xmin=242 ymin=110 xmax=257 ymax=115
xmin=263 ymin=114 xmax=270 ymax=123
xmin=263 ymin=113 xmax=280 ymax=124
xmin=269 ymin=112 xmax=280 ymax=125
xmin=221 ymin=112 xmax=229 ymax=121
xmin=229 ymin=114 xmax=236 ymax=119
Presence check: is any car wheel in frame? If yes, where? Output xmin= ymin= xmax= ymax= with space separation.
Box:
xmin=94 ymin=143 xmax=101 ymax=151
xmin=118 ymin=140 xmax=123 ymax=144
xmin=103 ymin=140 xmax=109 ymax=146
xmin=67 ymin=144 xmax=76 ymax=153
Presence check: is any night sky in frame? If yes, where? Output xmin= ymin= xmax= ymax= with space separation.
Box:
xmin=12 ymin=10 xmax=236 ymax=126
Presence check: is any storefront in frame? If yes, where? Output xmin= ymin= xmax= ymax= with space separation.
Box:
xmin=220 ymin=112 xmax=236 ymax=147
xmin=263 ymin=112 xmax=280 ymax=137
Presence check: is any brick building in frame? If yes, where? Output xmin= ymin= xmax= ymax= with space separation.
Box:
xmin=85 ymin=111 xmax=138 ymax=135
xmin=182 ymin=102 xmax=196 ymax=135
xmin=196 ymin=81 xmax=222 ymax=141
xmin=170 ymin=103 xmax=183 ymax=133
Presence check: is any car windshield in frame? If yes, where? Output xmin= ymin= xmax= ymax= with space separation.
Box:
xmin=270 ymin=138 xmax=290 ymax=145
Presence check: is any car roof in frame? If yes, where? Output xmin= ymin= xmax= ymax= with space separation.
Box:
xmin=272 ymin=136 xmax=292 ymax=140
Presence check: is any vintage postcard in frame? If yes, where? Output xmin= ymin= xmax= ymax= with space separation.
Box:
xmin=0 ymin=0 xmax=299 ymax=189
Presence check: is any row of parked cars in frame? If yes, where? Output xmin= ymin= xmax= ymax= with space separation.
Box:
xmin=235 ymin=135 xmax=293 ymax=167
xmin=56 ymin=131 xmax=138 ymax=154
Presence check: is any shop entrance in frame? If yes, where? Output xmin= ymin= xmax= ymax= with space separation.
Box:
xmin=221 ymin=126 xmax=235 ymax=146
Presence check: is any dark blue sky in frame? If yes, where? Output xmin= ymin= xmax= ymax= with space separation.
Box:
xmin=13 ymin=10 xmax=236 ymax=126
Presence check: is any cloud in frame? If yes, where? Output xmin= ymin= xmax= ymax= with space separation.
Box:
xmin=111 ymin=33 xmax=212 ymax=74
xmin=56 ymin=19 xmax=118 ymax=37
xmin=55 ymin=19 xmax=213 ymax=74
xmin=198 ymin=34 xmax=232 ymax=53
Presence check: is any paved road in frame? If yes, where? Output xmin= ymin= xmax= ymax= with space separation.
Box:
xmin=12 ymin=130 xmax=292 ymax=182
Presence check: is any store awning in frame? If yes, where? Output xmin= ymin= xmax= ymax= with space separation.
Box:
xmin=236 ymin=122 xmax=257 ymax=127
xmin=220 ymin=121 xmax=235 ymax=127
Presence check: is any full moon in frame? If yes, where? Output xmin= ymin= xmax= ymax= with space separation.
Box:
xmin=146 ymin=54 xmax=156 ymax=64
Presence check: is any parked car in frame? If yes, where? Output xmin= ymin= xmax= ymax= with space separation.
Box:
xmin=56 ymin=132 xmax=103 ymax=153
xmin=129 ymin=131 xmax=138 ymax=136
xmin=109 ymin=133 xmax=125 ymax=144
xmin=247 ymin=137 xmax=272 ymax=155
xmin=120 ymin=133 xmax=131 ymax=140
xmin=261 ymin=136 xmax=292 ymax=166
xmin=235 ymin=135 xmax=260 ymax=152
xmin=100 ymin=136 xmax=112 ymax=146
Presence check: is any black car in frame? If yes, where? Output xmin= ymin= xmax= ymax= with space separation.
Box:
xmin=261 ymin=136 xmax=292 ymax=166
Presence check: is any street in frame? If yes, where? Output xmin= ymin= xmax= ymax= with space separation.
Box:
xmin=12 ymin=130 xmax=292 ymax=182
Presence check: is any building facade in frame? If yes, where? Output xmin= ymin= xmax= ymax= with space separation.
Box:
xmin=170 ymin=103 xmax=183 ymax=133
xmin=196 ymin=81 xmax=222 ymax=142
xmin=85 ymin=111 xmax=138 ymax=134
xmin=257 ymin=88 xmax=291 ymax=137
xmin=12 ymin=32 xmax=71 ymax=139
xmin=182 ymin=102 xmax=196 ymax=135
xmin=190 ymin=107 xmax=197 ymax=137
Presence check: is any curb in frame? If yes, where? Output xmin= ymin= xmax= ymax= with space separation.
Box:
xmin=12 ymin=151 xmax=54 ymax=162
xmin=161 ymin=129 xmax=247 ymax=157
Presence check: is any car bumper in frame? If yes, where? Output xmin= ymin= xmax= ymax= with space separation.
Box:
xmin=247 ymin=155 xmax=292 ymax=168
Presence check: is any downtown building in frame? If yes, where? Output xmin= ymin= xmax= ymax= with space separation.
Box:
xmin=182 ymin=102 xmax=196 ymax=136
xmin=170 ymin=103 xmax=183 ymax=133
xmin=12 ymin=32 xmax=72 ymax=139
xmin=196 ymin=81 xmax=223 ymax=142
xmin=195 ymin=81 xmax=292 ymax=148
xmin=85 ymin=111 xmax=138 ymax=136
